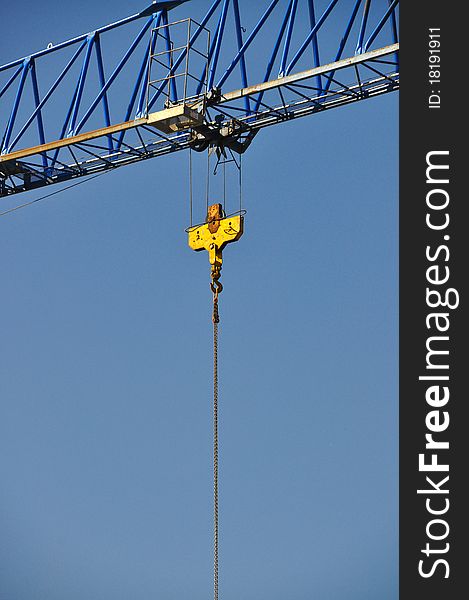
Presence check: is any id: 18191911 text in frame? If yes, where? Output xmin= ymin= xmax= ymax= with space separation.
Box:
xmin=428 ymin=28 xmax=441 ymax=109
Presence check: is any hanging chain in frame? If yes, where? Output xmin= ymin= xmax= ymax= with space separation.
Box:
xmin=207 ymin=154 xmax=240 ymax=598
xmin=211 ymin=265 xmax=222 ymax=599
xmin=211 ymin=276 xmax=221 ymax=600
xmin=213 ymin=294 xmax=219 ymax=600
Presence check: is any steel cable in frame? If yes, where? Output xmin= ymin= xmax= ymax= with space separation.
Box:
xmin=212 ymin=293 xmax=220 ymax=600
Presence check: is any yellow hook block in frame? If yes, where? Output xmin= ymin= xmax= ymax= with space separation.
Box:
xmin=188 ymin=204 xmax=244 ymax=274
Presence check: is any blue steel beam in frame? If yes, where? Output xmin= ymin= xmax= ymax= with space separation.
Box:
xmin=2 ymin=59 xmax=30 ymax=154
xmin=285 ymin=0 xmax=340 ymax=75
xmin=0 ymin=65 xmax=23 ymax=101
xmin=279 ymin=0 xmax=298 ymax=76
xmin=307 ymin=0 xmax=322 ymax=92
xmin=136 ymin=13 xmax=163 ymax=117
xmin=231 ymin=0 xmax=252 ymax=114
xmin=216 ymin=0 xmax=280 ymax=88
xmin=160 ymin=9 xmax=180 ymax=103
xmin=387 ymin=0 xmax=399 ymax=68
xmin=256 ymin=0 xmax=293 ymax=112
xmin=75 ymin=17 xmax=156 ymax=134
xmin=8 ymin=40 xmax=88 ymax=152
xmin=355 ymin=0 xmax=372 ymax=54
xmin=323 ymin=0 xmax=362 ymax=92
xmin=195 ymin=9 xmax=223 ymax=96
xmin=364 ymin=0 xmax=399 ymax=52
xmin=29 ymin=60 xmax=47 ymax=169
xmin=67 ymin=36 xmax=95 ymax=136
xmin=0 ymin=2 xmax=186 ymax=73
xmin=94 ymin=36 xmax=113 ymax=151
xmin=207 ymin=0 xmax=230 ymax=90
xmin=118 ymin=13 xmax=163 ymax=148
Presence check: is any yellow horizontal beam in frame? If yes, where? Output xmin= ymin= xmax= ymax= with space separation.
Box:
xmin=221 ymin=43 xmax=399 ymax=102
xmin=0 ymin=104 xmax=202 ymax=164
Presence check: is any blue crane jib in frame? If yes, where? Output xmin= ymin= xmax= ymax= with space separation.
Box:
xmin=0 ymin=0 xmax=399 ymax=198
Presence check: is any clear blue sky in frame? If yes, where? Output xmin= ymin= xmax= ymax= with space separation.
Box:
xmin=0 ymin=2 xmax=398 ymax=599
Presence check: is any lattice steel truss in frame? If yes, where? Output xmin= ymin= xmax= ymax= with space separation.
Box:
xmin=0 ymin=0 xmax=399 ymax=198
